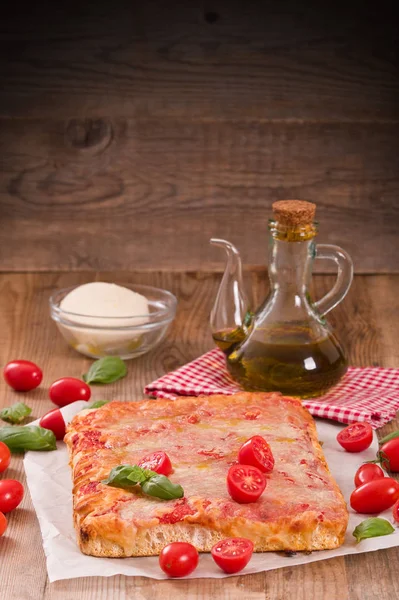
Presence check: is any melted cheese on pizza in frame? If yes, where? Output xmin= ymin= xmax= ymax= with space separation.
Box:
xmin=66 ymin=392 xmax=348 ymax=551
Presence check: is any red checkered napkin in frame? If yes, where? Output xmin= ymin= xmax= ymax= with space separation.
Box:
xmin=144 ymin=348 xmax=399 ymax=429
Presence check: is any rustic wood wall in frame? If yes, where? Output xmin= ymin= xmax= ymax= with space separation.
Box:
xmin=0 ymin=1 xmax=398 ymax=273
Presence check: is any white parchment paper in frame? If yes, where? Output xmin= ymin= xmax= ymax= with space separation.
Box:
xmin=24 ymin=401 xmax=399 ymax=582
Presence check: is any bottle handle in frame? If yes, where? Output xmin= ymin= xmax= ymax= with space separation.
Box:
xmin=314 ymin=244 xmax=353 ymax=316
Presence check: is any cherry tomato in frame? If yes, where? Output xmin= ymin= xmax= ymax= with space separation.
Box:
xmin=0 ymin=479 xmax=24 ymax=513
xmin=227 ymin=464 xmax=266 ymax=504
xmin=380 ymin=438 xmax=399 ymax=472
xmin=159 ymin=542 xmax=199 ymax=577
xmin=350 ymin=477 xmax=399 ymax=513
xmin=0 ymin=512 xmax=7 ymax=536
xmin=211 ymin=538 xmax=254 ymax=573
xmin=39 ymin=408 xmax=66 ymax=441
xmin=137 ymin=451 xmax=172 ymax=476
xmin=354 ymin=463 xmax=385 ymax=487
xmin=3 ymin=360 xmax=43 ymax=392
xmin=337 ymin=422 xmax=373 ymax=452
xmin=49 ymin=377 xmax=91 ymax=407
xmin=238 ymin=435 xmax=274 ymax=473
xmin=0 ymin=442 xmax=11 ymax=473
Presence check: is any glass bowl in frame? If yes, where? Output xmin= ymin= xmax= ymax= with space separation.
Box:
xmin=50 ymin=283 xmax=177 ymax=360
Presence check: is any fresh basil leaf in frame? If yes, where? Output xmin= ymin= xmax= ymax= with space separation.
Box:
xmin=0 ymin=402 xmax=32 ymax=424
xmin=83 ymin=357 xmax=127 ymax=385
xmin=140 ymin=474 xmax=184 ymax=500
xmin=353 ymin=518 xmax=395 ymax=543
xmin=88 ymin=399 xmax=110 ymax=409
xmin=0 ymin=425 xmax=57 ymax=453
xmin=102 ymin=464 xmax=156 ymax=488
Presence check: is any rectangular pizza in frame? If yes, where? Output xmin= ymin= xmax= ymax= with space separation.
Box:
xmin=65 ymin=392 xmax=348 ymax=557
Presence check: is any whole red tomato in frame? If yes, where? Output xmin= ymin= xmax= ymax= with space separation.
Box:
xmin=380 ymin=438 xmax=399 ymax=472
xmin=0 ymin=480 xmax=24 ymax=513
xmin=337 ymin=422 xmax=373 ymax=452
xmin=159 ymin=542 xmax=199 ymax=577
xmin=3 ymin=360 xmax=43 ymax=392
xmin=354 ymin=463 xmax=385 ymax=487
xmin=49 ymin=378 xmax=91 ymax=407
xmin=226 ymin=464 xmax=266 ymax=503
xmin=39 ymin=408 xmax=66 ymax=440
xmin=238 ymin=436 xmax=274 ymax=473
xmin=211 ymin=538 xmax=254 ymax=574
xmin=393 ymin=499 xmax=399 ymax=523
xmin=350 ymin=478 xmax=399 ymax=513
xmin=0 ymin=512 xmax=7 ymax=536
xmin=0 ymin=442 xmax=11 ymax=473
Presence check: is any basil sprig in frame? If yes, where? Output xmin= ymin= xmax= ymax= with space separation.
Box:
xmin=0 ymin=402 xmax=32 ymax=424
xmin=103 ymin=464 xmax=156 ymax=488
xmin=83 ymin=357 xmax=127 ymax=385
xmin=0 ymin=425 xmax=57 ymax=453
xmin=353 ymin=518 xmax=395 ymax=543
xmin=103 ymin=464 xmax=184 ymax=500
xmin=88 ymin=399 xmax=111 ymax=409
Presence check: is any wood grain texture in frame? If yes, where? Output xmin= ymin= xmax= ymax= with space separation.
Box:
xmin=0 ymin=1 xmax=398 ymax=121
xmin=1 ymin=119 xmax=398 ymax=272
xmin=0 ymin=271 xmax=398 ymax=600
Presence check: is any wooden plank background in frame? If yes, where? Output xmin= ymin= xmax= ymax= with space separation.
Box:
xmin=0 ymin=1 xmax=398 ymax=272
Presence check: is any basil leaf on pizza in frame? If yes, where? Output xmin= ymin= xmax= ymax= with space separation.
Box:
xmin=103 ymin=464 xmax=184 ymax=500
xmin=140 ymin=474 xmax=184 ymax=500
xmin=102 ymin=465 xmax=156 ymax=488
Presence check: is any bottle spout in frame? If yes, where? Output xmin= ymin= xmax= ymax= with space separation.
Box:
xmin=210 ymin=238 xmax=241 ymax=257
xmin=209 ymin=238 xmax=251 ymax=342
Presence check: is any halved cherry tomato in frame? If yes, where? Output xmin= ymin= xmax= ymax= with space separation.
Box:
xmin=354 ymin=463 xmax=385 ymax=487
xmin=0 ymin=442 xmax=11 ymax=473
xmin=350 ymin=477 xmax=399 ymax=513
xmin=159 ymin=542 xmax=199 ymax=577
xmin=49 ymin=377 xmax=91 ymax=407
xmin=393 ymin=499 xmax=399 ymax=523
xmin=3 ymin=360 xmax=43 ymax=391
xmin=0 ymin=512 xmax=7 ymax=536
xmin=227 ymin=464 xmax=266 ymax=503
xmin=380 ymin=438 xmax=399 ymax=472
xmin=39 ymin=408 xmax=66 ymax=441
xmin=137 ymin=451 xmax=172 ymax=476
xmin=0 ymin=479 xmax=24 ymax=513
xmin=211 ymin=538 xmax=254 ymax=573
xmin=238 ymin=436 xmax=274 ymax=473
xmin=337 ymin=422 xmax=373 ymax=452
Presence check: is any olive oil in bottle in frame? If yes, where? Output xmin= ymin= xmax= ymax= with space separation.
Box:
xmin=225 ymin=325 xmax=347 ymax=399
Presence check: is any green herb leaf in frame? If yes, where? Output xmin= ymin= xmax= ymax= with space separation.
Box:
xmin=88 ymin=399 xmax=110 ymax=409
xmin=103 ymin=465 xmax=184 ymax=500
xmin=0 ymin=425 xmax=57 ymax=453
xmin=140 ymin=474 xmax=184 ymax=500
xmin=379 ymin=431 xmax=399 ymax=445
xmin=102 ymin=464 xmax=156 ymax=488
xmin=352 ymin=518 xmax=395 ymax=543
xmin=0 ymin=402 xmax=32 ymax=424
xmin=83 ymin=357 xmax=127 ymax=385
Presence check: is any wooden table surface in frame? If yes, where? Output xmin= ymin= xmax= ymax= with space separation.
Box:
xmin=0 ymin=271 xmax=398 ymax=600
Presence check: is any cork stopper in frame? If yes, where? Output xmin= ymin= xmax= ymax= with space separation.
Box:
xmin=272 ymin=200 xmax=316 ymax=227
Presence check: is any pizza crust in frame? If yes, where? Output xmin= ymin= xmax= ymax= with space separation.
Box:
xmin=65 ymin=392 xmax=349 ymax=557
